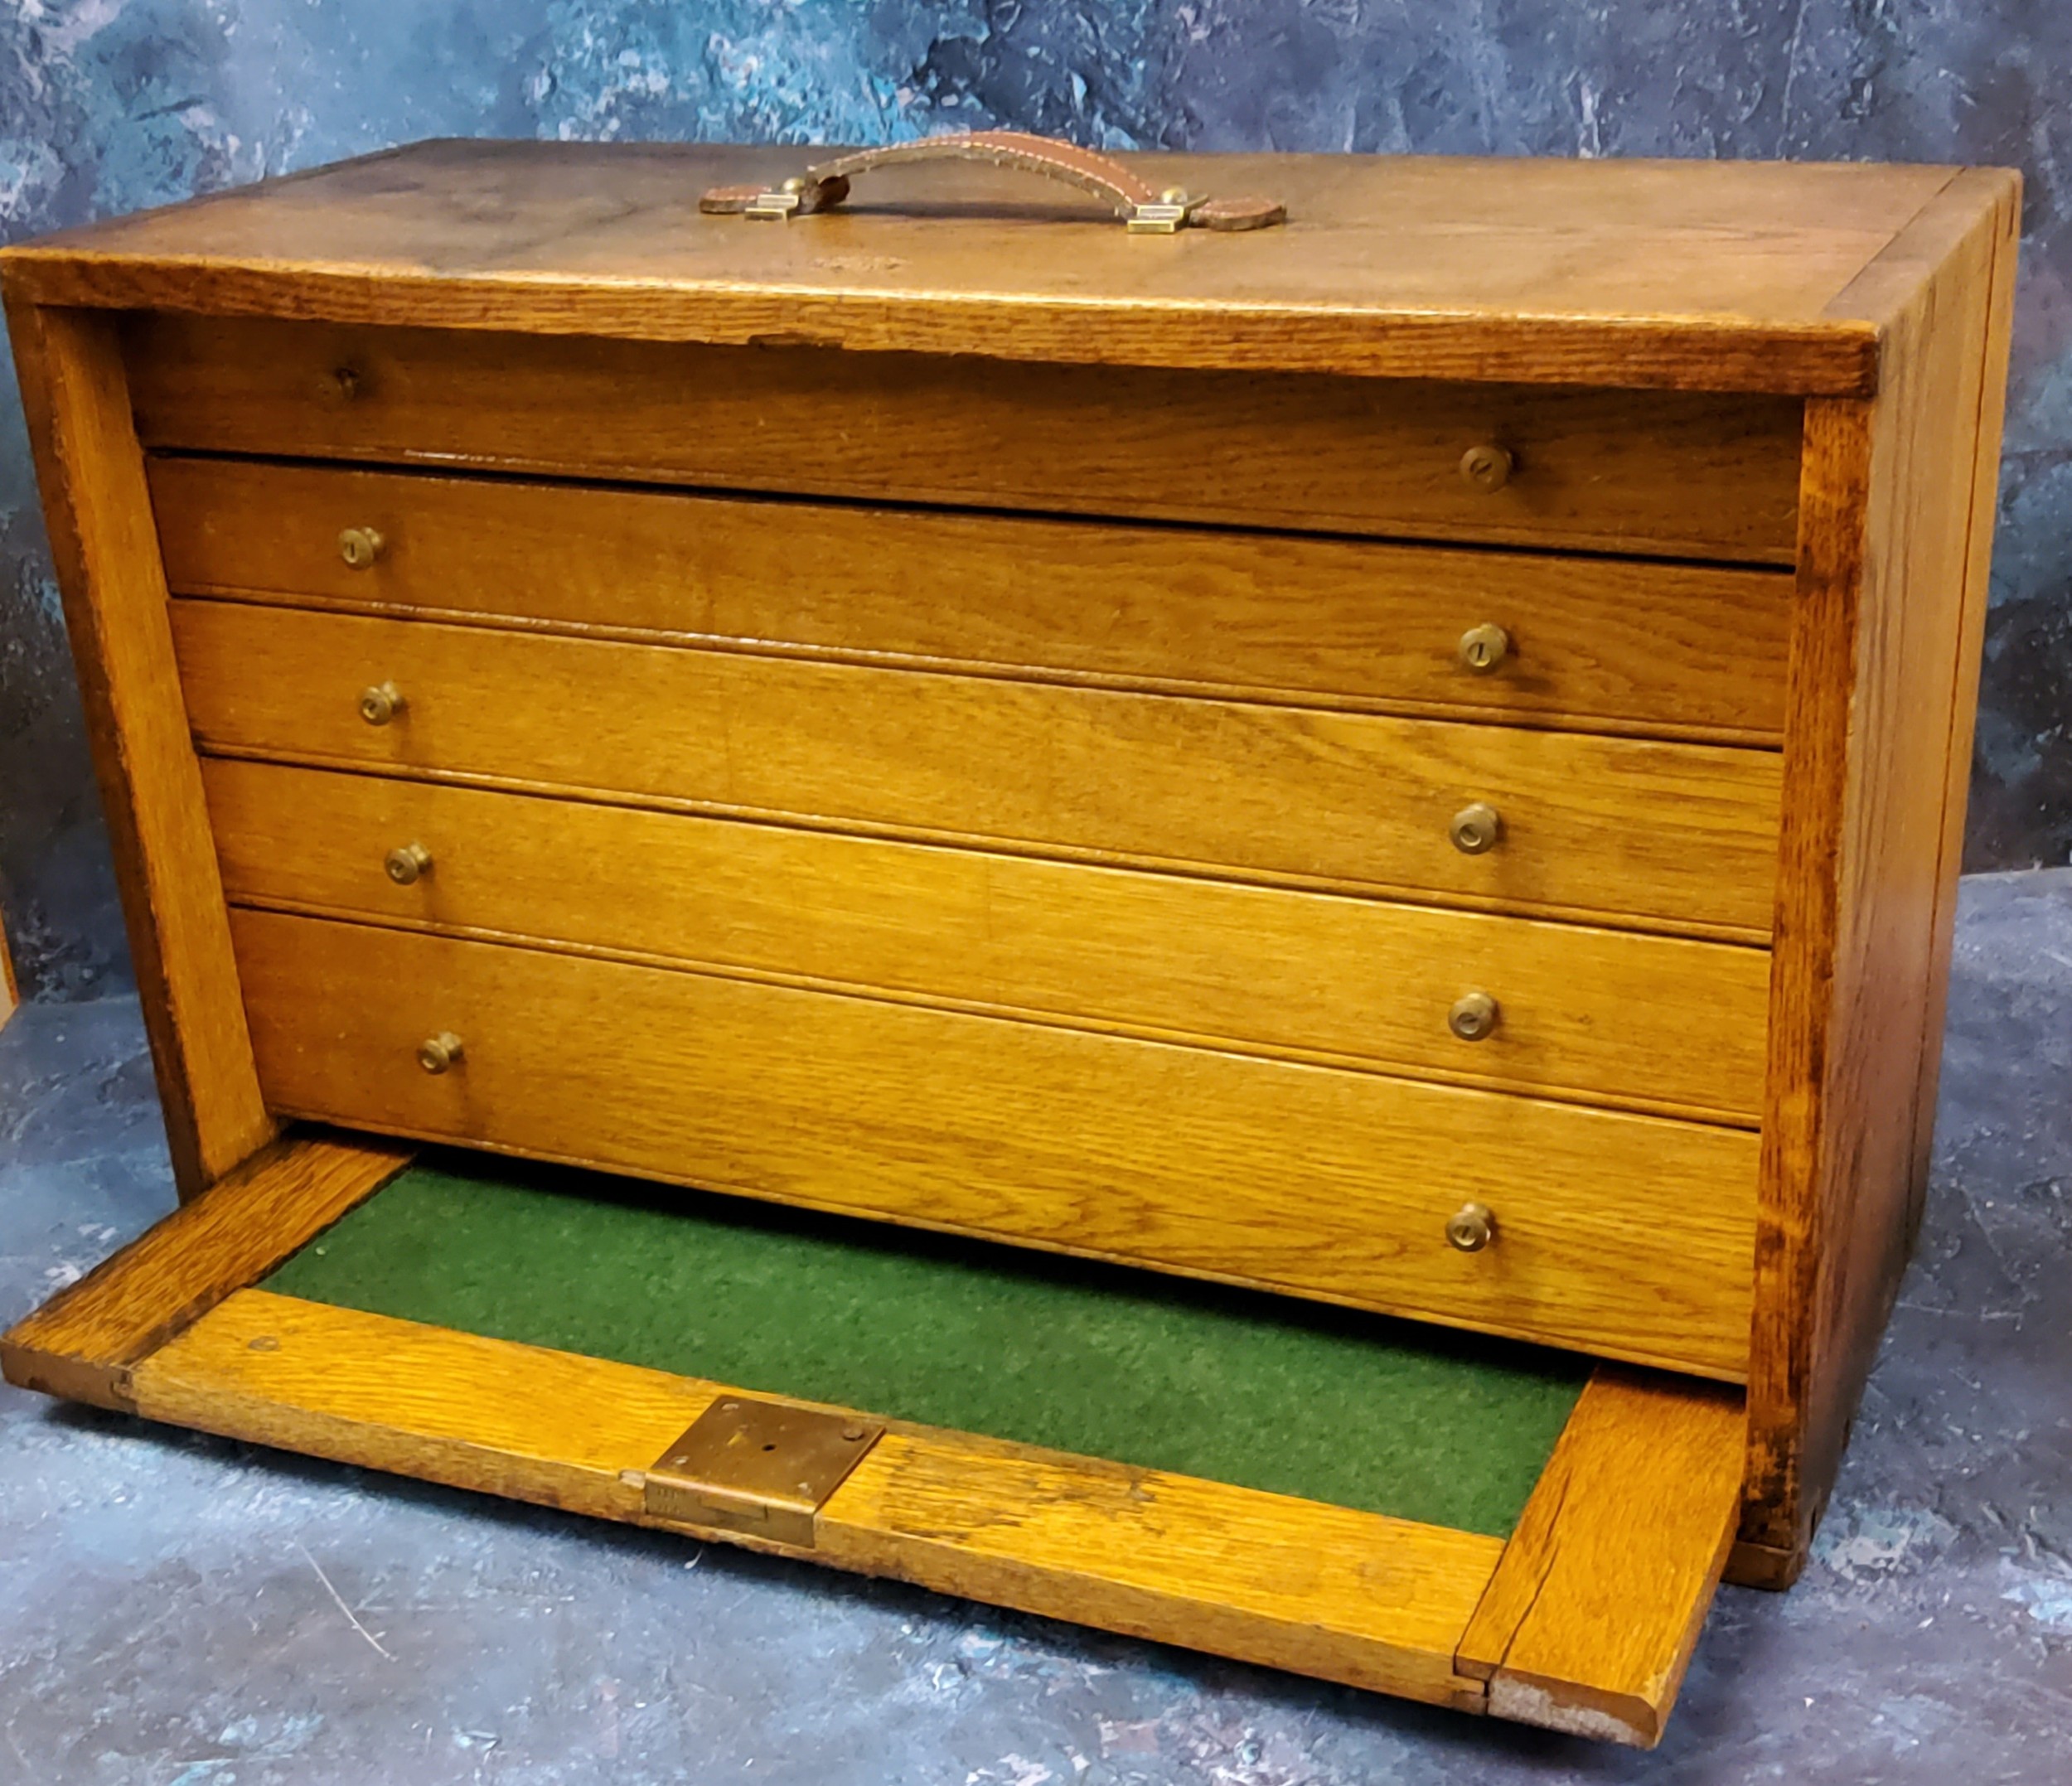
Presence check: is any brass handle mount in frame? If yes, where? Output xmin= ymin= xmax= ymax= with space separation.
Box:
xmin=1460 ymin=444 xmax=1513 ymax=492
xmin=700 ymin=130 xmax=1285 ymax=234
xmin=1450 ymin=802 xmax=1503 ymax=855
xmin=1457 ymin=623 xmax=1511 ymax=674
xmin=417 ymin=1032 xmax=463 ymax=1075
xmin=1448 ymin=991 xmax=1499 ymax=1042
xmin=359 ymin=681 xmax=404 ymax=726
xmin=1446 ymin=1202 xmax=1495 ymax=1253
xmin=338 ymin=526 xmax=385 ymax=569
xmin=385 ymin=842 xmax=433 ymax=886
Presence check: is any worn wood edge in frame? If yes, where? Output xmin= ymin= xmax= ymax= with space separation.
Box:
xmin=0 ymin=1129 xmax=414 ymax=1411
xmin=1455 ymin=1368 xmax=1745 ymax=1747
xmin=0 ymin=247 xmax=1884 ymax=396
xmin=1723 ymin=1536 xmax=1807 ymax=1591
xmin=0 ymin=294 xmax=277 ymax=1194
xmin=133 ymin=1288 xmax=1502 ymax=1709
xmin=1823 ymin=168 xmax=2021 ymax=332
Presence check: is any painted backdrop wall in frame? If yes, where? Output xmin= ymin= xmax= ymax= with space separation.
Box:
xmin=2 ymin=0 xmax=2069 ymax=996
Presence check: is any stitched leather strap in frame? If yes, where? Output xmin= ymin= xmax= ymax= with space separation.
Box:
xmin=701 ymin=131 xmax=1285 ymax=233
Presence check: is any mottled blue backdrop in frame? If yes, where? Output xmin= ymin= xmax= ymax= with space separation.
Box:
xmin=2 ymin=1 xmax=2068 ymax=996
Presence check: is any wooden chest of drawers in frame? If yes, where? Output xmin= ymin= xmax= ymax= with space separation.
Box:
xmin=1 ymin=136 xmax=2018 ymax=1744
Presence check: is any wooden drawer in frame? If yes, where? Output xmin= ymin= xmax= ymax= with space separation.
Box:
xmin=151 ymin=457 xmax=1794 ymax=743
xmin=172 ymin=601 xmax=1784 ymax=937
xmin=203 ymin=760 xmax=1771 ymax=1123
xmin=126 ymin=314 xmax=1804 ymax=563
xmin=228 ymin=908 xmax=1758 ymax=1377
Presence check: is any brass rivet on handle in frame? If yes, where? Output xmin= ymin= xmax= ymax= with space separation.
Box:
xmin=385 ymin=841 xmax=433 ymax=885
xmin=1446 ymin=1203 xmax=1495 ymax=1253
xmin=1448 ymin=991 xmax=1499 ymax=1042
xmin=1450 ymin=801 xmax=1502 ymax=855
xmin=1460 ymin=443 xmax=1513 ymax=492
xmin=417 ymin=1032 xmax=463 ymax=1075
xmin=359 ymin=681 xmax=404 ymax=726
xmin=338 ymin=525 xmax=385 ymax=569
xmin=1457 ymin=622 xmax=1511 ymax=674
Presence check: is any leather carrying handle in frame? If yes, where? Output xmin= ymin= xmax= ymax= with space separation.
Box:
xmin=701 ymin=130 xmax=1285 ymax=234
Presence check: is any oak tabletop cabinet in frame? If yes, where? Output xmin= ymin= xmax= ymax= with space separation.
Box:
xmin=1 ymin=134 xmax=2018 ymax=1745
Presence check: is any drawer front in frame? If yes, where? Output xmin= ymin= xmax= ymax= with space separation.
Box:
xmin=204 ymin=760 xmax=1771 ymax=1122
xmin=172 ymin=602 xmax=1783 ymax=937
xmin=127 ymin=314 xmax=1803 ymax=563
xmin=152 ymin=457 xmax=1794 ymax=742
xmin=230 ymin=908 xmax=1759 ymax=1377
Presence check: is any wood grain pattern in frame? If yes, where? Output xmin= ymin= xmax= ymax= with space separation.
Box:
xmin=0 ymin=1131 xmax=411 ymax=1409
xmin=149 ymin=455 xmax=1795 ymax=743
xmin=126 ymin=314 xmax=1804 ymax=563
xmin=228 ymin=908 xmax=1760 ymax=1375
xmin=204 ymin=758 xmax=1772 ymax=1123
xmin=0 ymin=297 xmax=277 ymax=1197
xmin=1738 ymin=167 xmax=2021 ymax=1582
xmin=1456 ymin=1369 xmax=1745 ymax=1747
xmin=5 ymin=141 xmax=1967 ymax=394
xmin=131 ymin=1287 xmax=1503 ymax=1710
xmin=172 ymin=600 xmax=1784 ymax=938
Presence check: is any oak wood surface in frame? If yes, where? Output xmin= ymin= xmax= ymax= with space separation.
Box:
xmin=1739 ymin=167 xmax=2021 ymax=1580
xmin=127 ymin=314 xmax=1805 ymax=564
xmin=172 ymin=600 xmax=1784 ymax=939
xmin=204 ymin=757 xmax=1771 ymax=1124
xmin=132 ymin=1287 xmax=1502 ymax=1710
xmin=1455 ymin=1368 xmax=1745 ymax=1746
xmin=149 ymin=455 xmax=1795 ymax=743
xmin=2 ymin=141 xmax=1973 ymax=394
xmin=227 ymin=908 xmax=1760 ymax=1375
xmin=0 ymin=299 xmax=277 ymax=1197
xmin=0 ymin=1131 xmax=412 ymax=1409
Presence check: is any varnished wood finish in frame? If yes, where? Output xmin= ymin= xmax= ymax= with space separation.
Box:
xmin=3 ymin=141 xmax=1966 ymax=394
xmin=0 ymin=299 xmax=276 ymax=1197
xmin=133 ymin=1288 xmax=1503 ymax=1710
xmin=1456 ymin=1369 xmax=1745 ymax=1746
xmin=0 ymin=1131 xmax=412 ymax=1409
xmin=230 ymin=908 xmax=1760 ymax=1376
xmin=128 ymin=316 xmax=1804 ymax=564
xmin=172 ymin=600 xmax=1784 ymax=938
xmin=204 ymin=759 xmax=1772 ymax=1122
xmin=1739 ymin=168 xmax=2021 ymax=1582
xmin=150 ymin=456 xmax=1795 ymax=742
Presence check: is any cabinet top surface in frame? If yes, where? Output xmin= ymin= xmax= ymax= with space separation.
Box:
xmin=0 ymin=138 xmax=2016 ymax=395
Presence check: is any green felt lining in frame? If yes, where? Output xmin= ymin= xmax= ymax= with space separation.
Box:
xmin=263 ymin=1153 xmax=1588 ymax=1537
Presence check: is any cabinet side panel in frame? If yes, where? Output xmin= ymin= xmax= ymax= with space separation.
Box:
xmin=2 ymin=296 xmax=276 ymax=1193
xmin=1739 ymin=182 xmax=2017 ymax=1581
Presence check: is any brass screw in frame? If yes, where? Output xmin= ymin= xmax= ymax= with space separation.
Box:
xmin=1445 ymin=1203 xmax=1495 ymax=1253
xmin=416 ymin=1031 xmax=463 ymax=1074
xmin=1457 ymin=622 xmax=1511 ymax=675
xmin=317 ymin=365 xmax=361 ymax=404
xmin=1450 ymin=802 xmax=1503 ymax=855
xmin=1459 ymin=443 xmax=1513 ymax=493
xmin=1448 ymin=991 xmax=1499 ymax=1042
xmin=337 ymin=525 xmax=385 ymax=569
xmin=358 ymin=681 xmax=404 ymax=726
xmin=385 ymin=841 xmax=433 ymax=886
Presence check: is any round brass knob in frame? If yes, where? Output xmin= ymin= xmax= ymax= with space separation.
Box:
xmin=358 ymin=681 xmax=404 ymax=726
xmin=385 ymin=842 xmax=433 ymax=886
xmin=1446 ymin=1202 xmax=1495 ymax=1253
xmin=1457 ymin=622 xmax=1512 ymax=675
xmin=416 ymin=1031 xmax=463 ymax=1074
xmin=1448 ymin=991 xmax=1499 ymax=1041
xmin=1459 ymin=444 xmax=1513 ymax=493
xmin=337 ymin=526 xmax=385 ymax=569
xmin=1450 ymin=801 xmax=1502 ymax=855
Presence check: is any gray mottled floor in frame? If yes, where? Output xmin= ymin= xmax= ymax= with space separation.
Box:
xmin=2 ymin=871 xmax=2069 ymax=1784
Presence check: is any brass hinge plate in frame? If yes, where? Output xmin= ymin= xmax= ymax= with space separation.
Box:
xmin=642 ymin=1396 xmax=884 ymax=1548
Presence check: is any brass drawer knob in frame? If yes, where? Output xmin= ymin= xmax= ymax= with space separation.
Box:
xmin=1446 ymin=1202 xmax=1495 ymax=1253
xmin=416 ymin=1031 xmax=464 ymax=1074
xmin=316 ymin=365 xmax=361 ymax=404
xmin=337 ymin=525 xmax=385 ymax=569
xmin=358 ymin=681 xmax=405 ymax=726
xmin=1459 ymin=444 xmax=1513 ymax=493
xmin=1448 ymin=991 xmax=1499 ymax=1041
xmin=1457 ymin=623 xmax=1511 ymax=674
xmin=1450 ymin=801 xmax=1502 ymax=855
xmin=385 ymin=841 xmax=433 ymax=885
